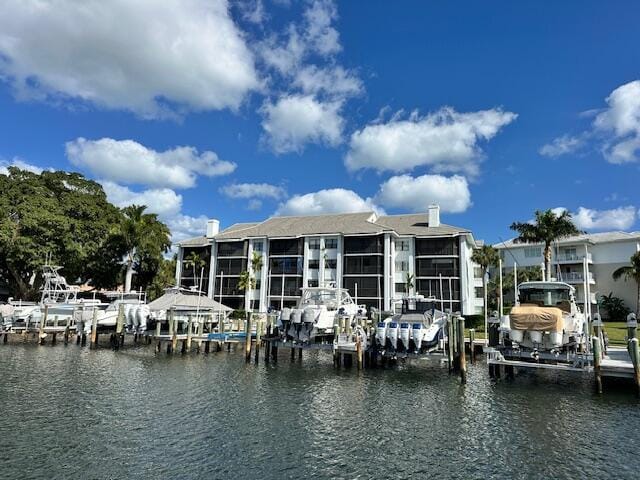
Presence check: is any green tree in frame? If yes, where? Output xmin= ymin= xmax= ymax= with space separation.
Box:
xmin=488 ymin=265 xmax=543 ymax=309
xmin=237 ymin=270 xmax=256 ymax=311
xmin=510 ymin=209 xmax=582 ymax=281
xmin=184 ymin=251 xmax=206 ymax=289
xmin=599 ymin=292 xmax=631 ymax=322
xmin=404 ymin=272 xmax=415 ymax=296
xmin=146 ymin=257 xmax=177 ymax=301
xmin=0 ymin=168 xmax=125 ymax=298
xmin=471 ymin=245 xmax=500 ymax=337
xmin=119 ymin=205 xmax=171 ymax=292
xmin=613 ymin=251 xmax=640 ymax=313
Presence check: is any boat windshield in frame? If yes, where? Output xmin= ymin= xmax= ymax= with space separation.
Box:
xmin=300 ymin=289 xmax=353 ymax=309
xmin=519 ymin=287 xmax=571 ymax=310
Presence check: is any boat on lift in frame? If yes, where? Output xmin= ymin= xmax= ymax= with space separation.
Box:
xmin=375 ymin=296 xmax=448 ymax=354
xmin=77 ymin=291 xmax=149 ymax=335
xmin=278 ymin=284 xmax=366 ymax=343
xmin=495 ymin=281 xmax=587 ymax=362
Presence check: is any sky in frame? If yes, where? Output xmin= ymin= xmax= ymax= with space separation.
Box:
xmin=1 ymin=0 xmax=639 ymax=245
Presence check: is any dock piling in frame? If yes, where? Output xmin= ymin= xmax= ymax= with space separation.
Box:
xmin=244 ymin=313 xmax=252 ymax=363
xmin=457 ymin=316 xmax=467 ymax=384
xmin=90 ymin=307 xmax=98 ymax=349
xmin=469 ymin=328 xmax=475 ymax=364
xmin=592 ymin=335 xmax=603 ymax=394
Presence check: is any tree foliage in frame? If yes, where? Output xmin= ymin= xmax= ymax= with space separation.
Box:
xmin=510 ymin=209 xmax=582 ymax=281
xmin=599 ymin=292 xmax=631 ymax=322
xmin=612 ymin=251 xmax=640 ymax=313
xmin=0 ymin=167 xmax=171 ymax=299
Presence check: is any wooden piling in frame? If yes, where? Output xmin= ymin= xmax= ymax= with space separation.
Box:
xmin=90 ymin=308 xmax=98 ymax=349
xmin=244 ymin=313 xmax=252 ymax=363
xmin=457 ymin=316 xmax=467 ymax=384
xmin=592 ymin=336 xmax=602 ymax=394
xmin=170 ymin=309 xmax=177 ymax=354
xmin=39 ymin=305 xmax=48 ymax=345
xmin=255 ymin=318 xmax=262 ymax=364
xmin=204 ymin=340 xmax=210 ymax=354
xmin=64 ymin=318 xmax=70 ymax=345
xmin=186 ymin=315 xmax=193 ymax=352
xmin=447 ymin=315 xmax=455 ymax=372
xmin=629 ymin=338 xmax=640 ymax=397
xmin=356 ymin=336 xmax=363 ymax=370
xmin=51 ymin=332 xmax=57 ymax=345
xmin=290 ymin=346 xmax=295 ymax=361
xmin=469 ymin=328 xmax=475 ymax=364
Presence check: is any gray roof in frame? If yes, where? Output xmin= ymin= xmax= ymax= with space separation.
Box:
xmin=178 ymin=235 xmax=210 ymax=247
xmin=148 ymin=290 xmax=232 ymax=312
xmin=496 ymin=231 xmax=640 ymax=248
xmin=213 ymin=211 xmax=470 ymax=240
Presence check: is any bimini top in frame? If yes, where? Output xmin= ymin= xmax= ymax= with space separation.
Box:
xmin=518 ymin=281 xmax=575 ymax=292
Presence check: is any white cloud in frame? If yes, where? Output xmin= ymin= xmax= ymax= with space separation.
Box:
xmin=572 ymin=206 xmax=637 ymax=231
xmin=375 ymin=174 xmax=471 ymax=213
xmin=238 ymin=0 xmax=266 ymax=24
xmin=261 ymin=94 xmax=344 ymax=153
xmin=0 ymin=0 xmax=260 ymax=118
xmin=293 ymin=65 xmax=362 ymax=97
xmin=65 ymin=138 xmax=236 ymax=189
xmin=594 ymin=80 xmax=640 ymax=163
xmin=0 ymin=157 xmax=45 ymax=175
xmin=275 ymin=188 xmax=383 ymax=216
xmin=345 ymin=107 xmax=517 ymax=176
xmin=539 ymin=134 xmax=584 ymax=157
xmin=258 ymin=0 xmax=340 ymax=74
xmin=220 ymin=182 xmax=286 ymax=199
xmin=101 ymin=181 xmax=182 ymax=218
xmin=247 ymin=199 xmax=263 ymax=210
xmin=165 ymin=214 xmax=210 ymax=244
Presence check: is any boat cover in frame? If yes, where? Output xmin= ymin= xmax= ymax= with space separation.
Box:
xmin=510 ymin=305 xmax=563 ymax=332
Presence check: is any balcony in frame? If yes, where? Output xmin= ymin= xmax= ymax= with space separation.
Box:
xmin=560 ymin=272 xmax=595 ymax=284
xmin=555 ymin=252 xmax=592 ymax=264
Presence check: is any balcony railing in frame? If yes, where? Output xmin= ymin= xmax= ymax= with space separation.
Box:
xmin=555 ymin=252 xmax=592 ymax=263
xmin=560 ymin=272 xmax=595 ymax=283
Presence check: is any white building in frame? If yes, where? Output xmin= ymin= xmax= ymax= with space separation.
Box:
xmin=495 ymin=231 xmax=640 ymax=313
xmin=176 ymin=205 xmax=484 ymax=315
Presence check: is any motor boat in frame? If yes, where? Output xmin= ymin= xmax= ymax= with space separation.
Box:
xmin=78 ymin=292 xmax=149 ymax=335
xmin=500 ymin=281 xmax=586 ymax=353
xmin=375 ymin=296 xmax=448 ymax=354
xmin=279 ymin=284 xmax=366 ymax=343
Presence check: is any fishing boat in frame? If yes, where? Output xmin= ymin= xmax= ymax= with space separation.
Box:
xmin=77 ymin=291 xmax=148 ymax=335
xmin=492 ymin=281 xmax=587 ymax=363
xmin=375 ymin=296 xmax=448 ymax=354
xmin=278 ymin=284 xmax=366 ymax=343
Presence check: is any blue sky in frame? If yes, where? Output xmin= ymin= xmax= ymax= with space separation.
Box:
xmin=1 ymin=0 xmax=639 ymax=245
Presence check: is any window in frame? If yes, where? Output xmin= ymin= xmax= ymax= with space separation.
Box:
xmin=325 ymin=238 xmax=338 ymax=249
xmin=217 ymin=241 xmax=246 ymax=257
xmin=416 ymin=279 xmax=460 ymax=301
xmin=473 ymin=267 xmax=483 ymax=278
xmin=325 ymin=259 xmax=337 ymax=269
xmin=344 ymin=236 xmax=383 ymax=254
xmin=344 ymin=256 xmax=383 ymax=274
xmin=396 ymin=240 xmax=410 ymax=251
xmin=415 ymin=238 xmax=459 ymax=256
xmin=216 ymin=258 xmax=246 ymax=276
xmin=255 ymin=279 xmax=262 ymax=290
xmin=395 ymin=282 xmax=407 ymax=294
xmin=308 ymin=259 xmax=320 ymax=269
xmin=270 ymin=239 xmax=302 ymax=256
xmin=217 ymin=276 xmax=242 ymax=296
xmin=343 ymin=277 xmax=382 ymax=298
xmin=270 ymin=258 xmax=302 ymax=275
xmin=475 ymin=287 xmax=483 ymax=298
xmin=308 ymin=279 xmax=319 ymax=288
xmin=253 ymin=242 xmax=263 ymax=252
xmin=395 ymin=260 xmax=409 ymax=272
xmin=416 ymin=258 xmax=459 ymax=277
xmin=524 ymin=247 xmax=542 ymax=258
xmin=308 ymin=238 xmax=320 ymax=249
xmin=269 ymin=277 xmax=303 ymax=296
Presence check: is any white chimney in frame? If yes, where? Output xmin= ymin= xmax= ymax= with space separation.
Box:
xmin=428 ymin=204 xmax=440 ymax=228
xmin=206 ymin=219 xmax=220 ymax=238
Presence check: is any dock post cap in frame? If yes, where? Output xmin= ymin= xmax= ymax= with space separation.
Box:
xmin=592 ymin=313 xmax=602 ymax=327
xmin=627 ymin=312 xmax=637 ymax=327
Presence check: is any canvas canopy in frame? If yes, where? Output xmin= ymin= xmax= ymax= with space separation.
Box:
xmin=147 ymin=290 xmax=232 ymax=312
xmin=510 ymin=305 xmax=564 ymax=332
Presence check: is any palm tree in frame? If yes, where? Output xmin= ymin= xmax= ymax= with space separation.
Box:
xmin=120 ymin=205 xmax=171 ymax=292
xmin=249 ymin=251 xmax=263 ymax=311
xmin=184 ymin=251 xmax=205 ymax=289
xmin=404 ymin=272 xmax=415 ymax=296
xmin=510 ymin=209 xmax=582 ymax=281
xmin=613 ymin=251 xmax=640 ymax=313
xmin=237 ymin=270 xmax=256 ymax=311
xmin=471 ymin=245 xmax=500 ymax=339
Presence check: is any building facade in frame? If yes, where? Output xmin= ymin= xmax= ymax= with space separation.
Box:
xmin=177 ymin=206 xmax=482 ymax=315
xmin=495 ymin=231 xmax=640 ymax=314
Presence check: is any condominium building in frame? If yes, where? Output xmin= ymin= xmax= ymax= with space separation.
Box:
xmin=176 ymin=205 xmax=483 ymax=314
xmin=495 ymin=231 xmax=640 ymax=312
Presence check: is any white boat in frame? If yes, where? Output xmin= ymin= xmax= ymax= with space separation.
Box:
xmin=279 ymin=284 xmax=366 ymax=343
xmin=500 ymin=281 xmax=586 ymax=352
xmin=375 ymin=296 xmax=448 ymax=353
xmin=78 ymin=292 xmax=148 ymax=334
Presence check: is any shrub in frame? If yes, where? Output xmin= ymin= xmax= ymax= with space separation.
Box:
xmin=599 ymin=293 xmax=630 ymax=322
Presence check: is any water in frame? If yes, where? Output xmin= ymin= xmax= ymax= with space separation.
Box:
xmin=1 ymin=344 xmax=639 ymax=479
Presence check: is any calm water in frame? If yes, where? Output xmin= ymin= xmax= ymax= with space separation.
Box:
xmin=1 ymin=343 xmax=639 ymax=479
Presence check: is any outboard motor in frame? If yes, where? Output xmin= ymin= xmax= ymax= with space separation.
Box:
xmin=301 ymin=308 xmax=315 ymax=342
xmin=279 ymin=308 xmax=291 ymax=339
xmin=399 ymin=322 xmax=411 ymax=352
xmin=412 ymin=323 xmax=424 ymax=352
xmin=290 ymin=309 xmax=302 ymax=339
xmin=386 ymin=322 xmax=399 ymax=350
xmin=137 ymin=305 xmax=150 ymax=333
xmin=375 ymin=321 xmax=387 ymax=348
